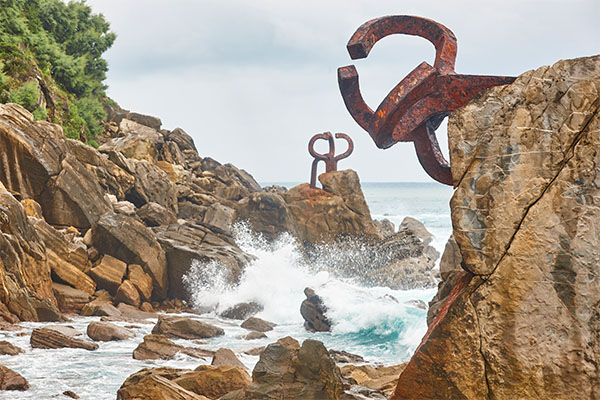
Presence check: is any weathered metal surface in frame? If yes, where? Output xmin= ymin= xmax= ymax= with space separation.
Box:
xmin=308 ymin=132 xmax=354 ymax=188
xmin=338 ymin=15 xmax=516 ymax=185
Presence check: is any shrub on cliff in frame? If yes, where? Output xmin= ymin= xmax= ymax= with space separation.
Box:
xmin=0 ymin=0 xmax=115 ymax=144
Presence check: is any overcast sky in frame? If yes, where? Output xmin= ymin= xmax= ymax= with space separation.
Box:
xmin=86 ymin=0 xmax=599 ymax=183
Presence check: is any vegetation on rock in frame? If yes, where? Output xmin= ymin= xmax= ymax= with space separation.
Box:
xmin=0 ymin=0 xmax=115 ymax=146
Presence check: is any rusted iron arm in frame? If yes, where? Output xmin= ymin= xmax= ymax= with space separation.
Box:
xmin=308 ymin=132 xmax=354 ymax=188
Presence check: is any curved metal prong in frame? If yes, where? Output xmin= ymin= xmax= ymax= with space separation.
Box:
xmin=334 ymin=133 xmax=354 ymax=162
xmin=412 ymin=122 xmax=452 ymax=185
xmin=337 ymin=66 xmax=374 ymax=132
xmin=346 ymin=15 xmax=457 ymax=74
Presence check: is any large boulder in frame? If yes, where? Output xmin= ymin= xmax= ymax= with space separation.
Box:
xmin=152 ymin=315 xmax=224 ymax=339
xmin=87 ymin=321 xmax=134 ymax=341
xmin=89 ymin=254 xmax=127 ymax=295
xmin=300 ymin=288 xmax=331 ymax=332
xmin=235 ymin=192 xmax=298 ymax=241
xmin=391 ymin=55 xmax=600 ymax=399
xmin=211 ymin=348 xmax=246 ymax=369
xmin=0 ymin=366 xmax=29 ymax=391
xmin=117 ymin=367 xmax=210 ymax=400
xmin=51 ymin=283 xmax=90 ymax=314
xmin=132 ymin=334 xmax=212 ymax=360
xmin=242 ymin=337 xmax=343 ymax=400
xmin=174 ymin=365 xmax=251 ymax=400
xmin=99 ymin=118 xmax=164 ymax=163
xmin=30 ymin=326 xmax=98 ymax=351
xmin=91 ymin=213 xmax=167 ymax=299
xmin=283 ymin=170 xmax=380 ymax=244
xmin=153 ymin=222 xmax=249 ymax=299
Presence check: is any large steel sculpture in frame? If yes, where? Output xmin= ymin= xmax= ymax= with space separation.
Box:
xmin=308 ymin=132 xmax=354 ymax=188
xmin=337 ymin=15 xmax=516 ymax=185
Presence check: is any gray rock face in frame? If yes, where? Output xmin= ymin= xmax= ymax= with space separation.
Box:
xmin=392 ymin=55 xmax=600 ymax=400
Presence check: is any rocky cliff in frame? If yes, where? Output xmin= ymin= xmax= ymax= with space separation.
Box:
xmin=392 ymin=55 xmax=600 ymax=399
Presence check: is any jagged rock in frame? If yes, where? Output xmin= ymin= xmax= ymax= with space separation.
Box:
xmin=115 ymin=280 xmax=141 ymax=307
xmin=174 ymin=365 xmax=251 ymax=400
xmin=127 ymin=112 xmax=162 ymax=131
xmin=113 ymin=200 xmax=137 ymax=216
xmin=0 ymin=341 xmax=24 ymax=355
xmin=31 ymin=218 xmax=95 ymax=295
xmin=137 ymin=202 xmax=177 ymax=227
xmin=242 ymin=337 xmax=343 ymax=400
xmin=0 ymin=182 xmax=61 ymax=321
xmin=127 ymin=264 xmax=153 ymax=301
xmin=284 ymin=170 xmax=380 ymax=244
xmin=391 ymin=56 xmax=600 ymax=400
xmin=373 ymin=218 xmax=395 ymax=238
xmin=166 ymin=128 xmax=196 ymax=153
xmin=52 ymin=283 xmax=91 ymax=314
xmin=427 ymin=235 xmax=463 ymax=325
xmin=329 ymin=350 xmax=365 ymax=364
xmin=20 ymin=198 xmax=43 ymax=219
xmin=133 ymin=334 xmax=185 ymax=360
xmin=235 ymin=192 xmax=298 ymax=241
xmin=0 ymin=366 xmax=29 ymax=391
xmin=99 ymin=119 xmax=164 ymax=163
xmin=80 ymin=299 xmax=121 ymax=317
xmin=160 ymin=142 xmax=186 ymax=166
xmin=211 ymin=348 xmax=246 ymax=369
xmin=202 ymin=203 xmax=235 ymax=235
xmin=87 ymin=321 xmax=134 ymax=341
xmin=39 ymin=155 xmax=113 ymax=229
xmin=117 ymin=367 xmax=209 ymax=400
xmin=153 ymin=222 xmax=249 ymax=299
xmin=262 ymin=185 xmax=287 ymax=193
xmin=177 ymin=201 xmax=206 ymax=222
xmin=30 ymin=327 xmax=98 ymax=350
xmin=152 ymin=315 xmax=224 ymax=339
xmin=220 ymin=302 xmax=264 ymax=320
xmin=342 ymin=364 xmax=406 ymax=397
xmin=91 ymin=213 xmax=167 ymax=299
xmin=89 ymin=254 xmax=127 ymax=295
xmin=300 ymin=288 xmax=331 ymax=332
xmin=126 ymin=159 xmax=178 ymax=214
xmin=240 ymin=317 xmax=276 ymax=333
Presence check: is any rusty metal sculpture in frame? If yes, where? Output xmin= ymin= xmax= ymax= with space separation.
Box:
xmin=337 ymin=15 xmax=516 ymax=185
xmin=308 ymin=132 xmax=354 ymax=188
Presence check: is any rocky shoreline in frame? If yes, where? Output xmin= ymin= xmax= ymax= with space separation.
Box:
xmin=0 ymin=100 xmax=439 ymax=398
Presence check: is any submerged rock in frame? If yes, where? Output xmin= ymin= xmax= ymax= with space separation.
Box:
xmin=240 ymin=317 xmax=276 ymax=333
xmin=220 ymin=302 xmax=264 ymax=320
xmin=300 ymin=288 xmax=331 ymax=332
xmin=132 ymin=334 xmax=212 ymax=360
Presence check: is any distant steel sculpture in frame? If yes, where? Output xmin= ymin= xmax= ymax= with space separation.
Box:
xmin=308 ymin=132 xmax=354 ymax=188
xmin=337 ymin=15 xmax=516 ymax=185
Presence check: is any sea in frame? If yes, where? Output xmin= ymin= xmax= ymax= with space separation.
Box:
xmin=0 ymin=182 xmax=454 ymax=399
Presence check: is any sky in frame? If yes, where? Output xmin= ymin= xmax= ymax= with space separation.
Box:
xmin=86 ymin=0 xmax=599 ymax=183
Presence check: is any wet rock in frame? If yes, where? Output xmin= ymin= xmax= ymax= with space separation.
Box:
xmin=243 ymin=347 xmax=264 ymax=356
xmin=153 ymin=222 xmax=249 ymax=299
xmin=117 ymin=303 xmax=156 ymax=320
xmin=52 ymin=283 xmax=91 ymax=314
xmin=342 ymin=364 xmax=406 ymax=397
xmin=242 ymin=331 xmax=267 ymax=340
xmin=62 ymin=390 xmax=79 ymax=399
xmin=115 ymin=280 xmax=141 ymax=307
xmin=89 ymin=254 xmax=127 ymax=295
xmin=0 ymin=366 xmax=29 ymax=391
xmin=91 ymin=213 xmax=167 ymax=299
xmin=0 ymin=341 xmax=24 ymax=355
xmin=132 ymin=334 xmax=211 ymax=360
xmin=404 ymin=299 xmax=427 ymax=310
xmin=87 ymin=321 xmax=134 ymax=341
xmin=373 ymin=218 xmax=395 ymax=238
xmin=117 ymin=367 xmax=208 ymax=400
xmin=80 ymin=299 xmax=121 ymax=317
xmin=152 ymin=315 xmax=224 ymax=339
xmin=202 ymin=203 xmax=235 ymax=235
xmin=235 ymin=192 xmax=298 ymax=241
xmin=240 ymin=317 xmax=276 ymax=333
xmin=136 ymin=202 xmax=177 ymax=227
xmin=30 ymin=327 xmax=98 ymax=351
xmin=211 ymin=348 xmax=246 ymax=369
xmin=220 ymin=302 xmax=263 ymax=320
xmin=300 ymin=288 xmax=331 ymax=332
xmin=174 ymin=365 xmax=251 ymax=400
xmin=329 ymin=350 xmax=365 ymax=364
xmin=392 ymin=56 xmax=600 ymax=400
xmin=243 ymin=336 xmax=343 ymax=400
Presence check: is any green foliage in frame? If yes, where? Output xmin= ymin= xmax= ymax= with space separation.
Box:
xmin=32 ymin=105 xmax=47 ymax=120
xmin=0 ymin=0 xmax=115 ymax=142
xmin=8 ymin=80 xmax=39 ymax=111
